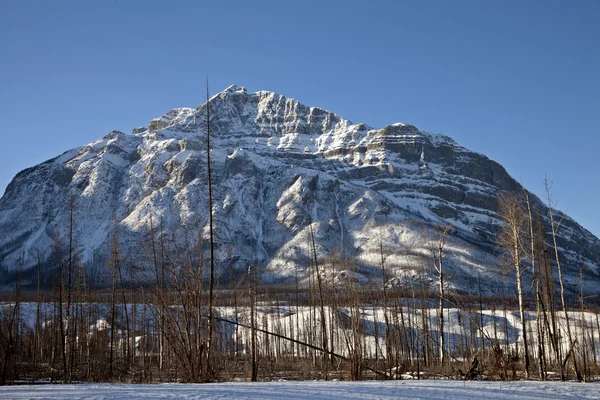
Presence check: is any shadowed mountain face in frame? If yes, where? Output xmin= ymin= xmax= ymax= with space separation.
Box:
xmin=1 ymin=85 xmax=598 ymax=295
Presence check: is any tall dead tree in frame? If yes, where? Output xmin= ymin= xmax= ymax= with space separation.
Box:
xmin=52 ymin=230 xmax=69 ymax=383
xmin=431 ymin=224 xmax=452 ymax=366
xmin=522 ymin=189 xmax=546 ymax=379
xmin=309 ymin=221 xmax=329 ymax=377
xmin=379 ymin=238 xmax=392 ymax=374
xmin=498 ymin=192 xmax=530 ymax=378
xmin=248 ymin=265 xmax=258 ymax=382
xmin=536 ymin=216 xmax=563 ymax=378
xmin=66 ymin=196 xmax=76 ymax=383
xmin=544 ymin=177 xmax=582 ymax=381
xmin=205 ymin=79 xmax=216 ymax=377
xmin=108 ymin=217 xmax=120 ymax=381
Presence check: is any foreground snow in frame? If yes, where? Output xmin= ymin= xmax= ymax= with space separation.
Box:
xmin=1 ymin=381 xmax=598 ymax=399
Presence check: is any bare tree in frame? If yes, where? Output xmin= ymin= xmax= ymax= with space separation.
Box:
xmin=205 ymin=79 xmax=216 ymax=377
xmin=544 ymin=177 xmax=582 ymax=381
xmin=108 ymin=217 xmax=120 ymax=381
xmin=498 ymin=192 xmax=530 ymax=378
xmin=522 ymin=189 xmax=547 ymax=379
xmin=308 ymin=221 xmax=329 ymax=377
xmin=248 ymin=265 xmax=258 ymax=381
xmin=379 ymin=238 xmax=393 ymax=375
xmin=430 ymin=224 xmax=452 ymax=366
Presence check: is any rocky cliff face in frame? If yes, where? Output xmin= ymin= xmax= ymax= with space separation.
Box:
xmin=1 ymin=85 xmax=599 ymax=295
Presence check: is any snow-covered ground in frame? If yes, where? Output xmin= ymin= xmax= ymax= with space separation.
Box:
xmin=1 ymin=381 xmax=598 ymax=399
xmin=3 ymin=301 xmax=600 ymax=363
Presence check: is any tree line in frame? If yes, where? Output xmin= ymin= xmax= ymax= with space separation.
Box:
xmin=0 ymin=183 xmax=599 ymax=384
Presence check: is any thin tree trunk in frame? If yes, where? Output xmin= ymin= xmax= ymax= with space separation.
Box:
xmin=249 ymin=266 xmax=257 ymax=382
xmin=545 ymin=177 xmax=581 ymax=381
xmin=309 ymin=221 xmax=329 ymax=378
xmin=205 ymin=80 xmax=216 ymax=379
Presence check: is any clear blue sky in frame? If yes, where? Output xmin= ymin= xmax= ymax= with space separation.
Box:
xmin=1 ymin=0 xmax=598 ymax=237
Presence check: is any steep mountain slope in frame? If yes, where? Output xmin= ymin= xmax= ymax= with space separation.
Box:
xmin=1 ymin=85 xmax=598 ymax=295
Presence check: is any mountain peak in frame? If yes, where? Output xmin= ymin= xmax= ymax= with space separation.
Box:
xmin=223 ymin=84 xmax=247 ymax=94
xmin=1 ymin=87 xmax=599 ymax=296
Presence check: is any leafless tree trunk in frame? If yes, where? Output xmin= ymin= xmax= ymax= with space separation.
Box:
xmin=205 ymin=79 xmax=216 ymax=377
xmin=431 ymin=224 xmax=451 ymax=366
xmin=498 ymin=192 xmax=530 ymax=378
xmin=523 ymin=190 xmax=546 ymax=379
xmin=65 ymin=196 xmax=75 ymax=383
xmin=309 ymin=221 xmax=329 ymax=378
xmin=579 ymin=266 xmax=589 ymax=381
xmin=248 ymin=266 xmax=258 ymax=382
xmin=544 ymin=177 xmax=582 ymax=382
xmin=380 ymin=239 xmax=392 ymax=375
xmin=34 ymin=252 xmax=42 ymax=370
xmin=108 ymin=219 xmax=119 ymax=381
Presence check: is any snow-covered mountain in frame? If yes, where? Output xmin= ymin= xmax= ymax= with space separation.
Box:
xmin=1 ymin=85 xmax=599 ymax=295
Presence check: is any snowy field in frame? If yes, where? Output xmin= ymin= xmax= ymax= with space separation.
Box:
xmin=1 ymin=381 xmax=599 ymax=400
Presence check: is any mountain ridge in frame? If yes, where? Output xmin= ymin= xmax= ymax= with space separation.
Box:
xmin=1 ymin=85 xmax=598 ymax=295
